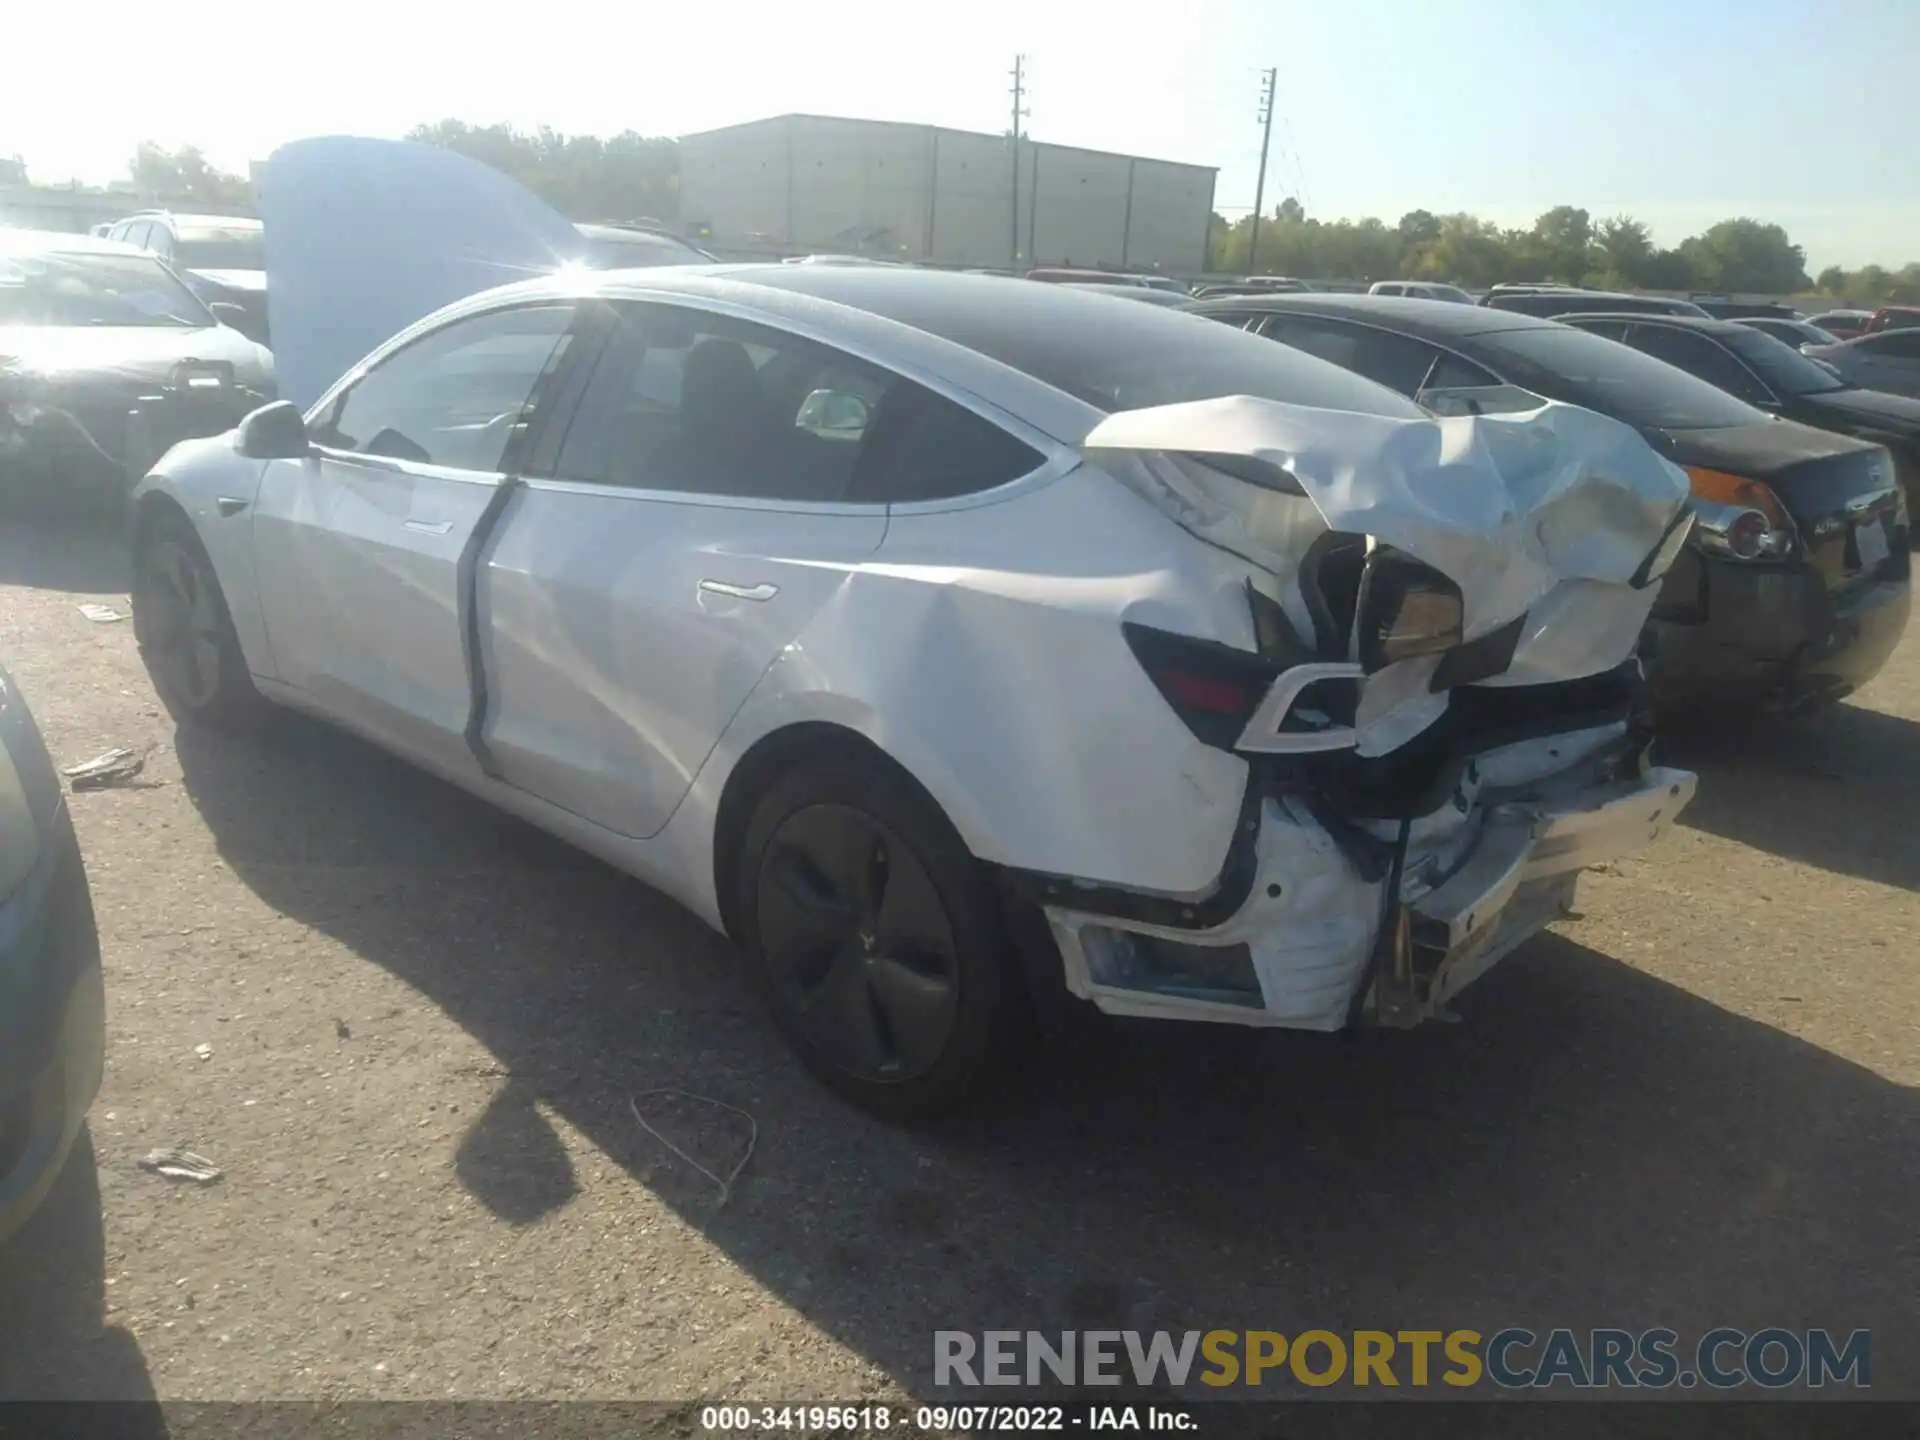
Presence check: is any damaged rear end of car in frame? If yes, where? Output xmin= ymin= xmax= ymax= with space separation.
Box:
xmin=1008 ymin=395 xmax=1698 ymax=1032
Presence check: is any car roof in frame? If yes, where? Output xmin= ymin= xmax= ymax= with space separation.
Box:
xmin=133 ymin=212 xmax=262 ymax=232
xmin=0 ymin=226 xmax=151 ymax=258
xmin=1185 ymin=290 xmax=1552 ymax=338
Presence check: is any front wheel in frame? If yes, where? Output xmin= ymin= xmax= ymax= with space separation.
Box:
xmin=132 ymin=517 xmax=267 ymax=730
xmin=737 ymin=757 xmax=1024 ymax=1119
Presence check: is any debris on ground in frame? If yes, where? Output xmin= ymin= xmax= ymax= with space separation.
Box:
xmin=77 ymin=602 xmax=127 ymax=623
xmin=335 ymin=1019 xmax=352 ymax=1040
xmin=138 ymin=1148 xmax=224 ymax=1185
xmin=62 ymin=744 xmax=153 ymax=791
xmin=629 ymin=1088 xmax=758 ymax=1207
xmin=193 ymin=1043 xmax=213 ymax=1062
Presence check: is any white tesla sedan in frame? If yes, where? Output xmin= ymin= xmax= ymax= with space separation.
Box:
xmin=127 ymin=145 xmax=1696 ymax=1118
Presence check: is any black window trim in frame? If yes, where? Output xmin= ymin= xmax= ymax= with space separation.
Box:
xmin=515 ymin=291 xmax=1071 ymax=517
xmin=305 ymin=297 xmax=586 ymax=484
xmin=1608 ymin=319 xmax=1782 ymax=409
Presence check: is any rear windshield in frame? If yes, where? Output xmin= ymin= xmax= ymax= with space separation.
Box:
xmin=1720 ymin=327 xmax=1847 ymax=396
xmin=175 ymin=227 xmax=265 ymax=270
xmin=747 ymin=270 xmax=1426 ymax=420
xmin=1469 ymin=324 xmax=1768 ymax=430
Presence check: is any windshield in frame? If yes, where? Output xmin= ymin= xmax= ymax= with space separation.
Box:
xmin=1470 ymin=324 xmax=1767 ymax=430
xmin=579 ymin=232 xmax=711 ymax=269
xmin=175 ymin=227 xmax=266 ymax=271
xmin=1721 ymin=327 xmax=1847 ymax=396
xmin=0 ymin=248 xmax=213 ymax=328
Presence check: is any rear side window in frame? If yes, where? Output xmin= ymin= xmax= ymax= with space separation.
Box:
xmin=313 ymin=303 xmax=575 ymax=470
xmin=1622 ymin=326 xmax=1773 ymax=404
xmin=544 ymin=302 xmax=1042 ymax=505
xmin=1259 ymin=315 xmax=1441 ymax=397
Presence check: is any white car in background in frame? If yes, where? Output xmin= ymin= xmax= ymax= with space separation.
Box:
xmin=1370 ymin=280 xmax=1476 ymax=304
xmin=126 ymin=138 xmax=1697 ymax=1117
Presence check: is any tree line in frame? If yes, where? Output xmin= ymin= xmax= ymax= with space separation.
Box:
xmin=66 ymin=133 xmax=1920 ymax=305
xmin=1210 ymin=201 xmax=1920 ymax=303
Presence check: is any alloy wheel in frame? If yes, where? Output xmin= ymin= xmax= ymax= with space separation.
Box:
xmin=755 ymin=803 xmax=962 ymax=1083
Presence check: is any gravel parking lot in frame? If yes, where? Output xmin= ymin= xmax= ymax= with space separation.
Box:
xmin=0 ymin=516 xmax=1914 ymax=1405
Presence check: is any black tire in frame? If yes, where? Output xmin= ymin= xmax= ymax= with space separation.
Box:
xmin=737 ymin=755 xmax=1023 ymax=1119
xmin=132 ymin=514 xmax=268 ymax=730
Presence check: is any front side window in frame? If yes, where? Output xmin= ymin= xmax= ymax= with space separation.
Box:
xmin=0 ymin=248 xmax=212 ymax=328
xmin=546 ymin=303 xmax=1043 ymax=504
xmin=313 ymin=304 xmax=574 ymax=471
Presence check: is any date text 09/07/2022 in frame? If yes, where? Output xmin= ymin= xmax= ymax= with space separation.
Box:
xmin=699 ymin=1405 xmax=1195 ymax=1432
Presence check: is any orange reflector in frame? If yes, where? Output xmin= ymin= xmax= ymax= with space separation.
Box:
xmin=1685 ymin=467 xmax=1791 ymax=531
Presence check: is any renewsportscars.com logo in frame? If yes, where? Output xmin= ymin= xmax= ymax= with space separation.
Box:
xmin=933 ymin=1328 xmax=1872 ymax=1391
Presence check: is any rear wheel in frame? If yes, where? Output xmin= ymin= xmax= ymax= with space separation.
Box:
xmin=737 ymin=757 xmax=1022 ymax=1119
xmin=132 ymin=516 xmax=267 ymax=730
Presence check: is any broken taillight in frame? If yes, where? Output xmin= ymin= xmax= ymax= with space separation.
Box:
xmin=1122 ymin=622 xmax=1279 ymax=750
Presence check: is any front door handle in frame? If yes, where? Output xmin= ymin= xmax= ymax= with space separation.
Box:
xmin=698 ymin=580 xmax=778 ymax=602
xmin=403 ymin=518 xmax=455 ymax=536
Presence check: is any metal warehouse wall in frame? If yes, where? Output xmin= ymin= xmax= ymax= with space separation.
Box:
xmin=679 ymin=116 xmax=1215 ymax=271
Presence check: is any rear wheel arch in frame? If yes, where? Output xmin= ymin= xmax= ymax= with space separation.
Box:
xmin=711 ymin=721 xmax=954 ymax=943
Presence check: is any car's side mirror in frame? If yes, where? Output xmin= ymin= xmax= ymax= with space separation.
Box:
xmin=208 ymin=301 xmax=248 ymax=329
xmin=235 ymin=400 xmax=310 ymax=459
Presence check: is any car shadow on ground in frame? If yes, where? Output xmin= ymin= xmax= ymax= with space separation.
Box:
xmin=0 ymin=514 xmax=131 ymax=596
xmin=1670 ymin=702 xmax=1920 ymax=890
xmin=0 ymin=1132 xmax=163 ymax=1415
xmin=171 ymin=714 xmax=1920 ymax=1401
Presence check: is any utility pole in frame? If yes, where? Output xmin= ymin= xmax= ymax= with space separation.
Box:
xmin=1249 ymin=67 xmax=1276 ymax=273
xmin=1010 ymin=54 xmax=1028 ymax=271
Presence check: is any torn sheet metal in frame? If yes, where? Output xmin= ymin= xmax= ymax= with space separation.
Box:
xmin=260 ymin=137 xmax=585 ymax=410
xmin=1084 ymin=394 xmax=1692 ymax=687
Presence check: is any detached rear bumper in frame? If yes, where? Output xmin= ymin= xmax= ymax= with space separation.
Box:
xmin=1043 ymin=761 xmax=1696 ymax=1031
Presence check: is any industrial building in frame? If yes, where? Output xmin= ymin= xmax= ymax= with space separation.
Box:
xmin=678 ymin=114 xmax=1217 ymax=274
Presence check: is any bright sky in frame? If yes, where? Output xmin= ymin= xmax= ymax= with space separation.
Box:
xmin=5 ymin=0 xmax=1915 ymax=269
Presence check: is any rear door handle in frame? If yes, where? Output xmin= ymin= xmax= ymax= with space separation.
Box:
xmin=698 ymin=580 xmax=778 ymax=602
xmin=215 ymin=496 xmax=249 ymax=517
xmin=403 ymin=518 xmax=455 ymax=535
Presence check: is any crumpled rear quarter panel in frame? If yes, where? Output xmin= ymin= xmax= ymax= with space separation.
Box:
xmin=707 ymin=466 xmax=1265 ymax=896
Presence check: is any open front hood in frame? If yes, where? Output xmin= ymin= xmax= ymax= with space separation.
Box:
xmin=260 ymin=136 xmax=584 ymax=409
xmin=1085 ymin=395 xmax=1692 ymax=693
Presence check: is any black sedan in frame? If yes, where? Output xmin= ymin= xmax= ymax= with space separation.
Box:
xmin=1555 ymin=312 xmax=1920 ymax=516
xmin=1186 ymin=293 xmax=1910 ymax=715
xmin=1 ymin=229 xmax=275 ymax=515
